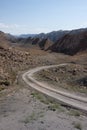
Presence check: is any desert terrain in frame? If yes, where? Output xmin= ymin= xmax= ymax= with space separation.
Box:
xmin=0 ymin=30 xmax=87 ymax=130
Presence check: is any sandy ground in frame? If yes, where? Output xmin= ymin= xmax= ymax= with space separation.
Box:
xmin=0 ymin=83 xmax=87 ymax=130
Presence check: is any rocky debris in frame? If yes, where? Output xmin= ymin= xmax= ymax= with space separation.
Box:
xmin=77 ymin=76 xmax=87 ymax=87
xmin=0 ymin=45 xmax=37 ymax=89
xmin=35 ymin=64 xmax=87 ymax=91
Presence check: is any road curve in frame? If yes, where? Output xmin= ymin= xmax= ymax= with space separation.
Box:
xmin=22 ymin=64 xmax=87 ymax=112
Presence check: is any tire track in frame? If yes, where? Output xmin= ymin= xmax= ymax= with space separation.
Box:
xmin=22 ymin=64 xmax=87 ymax=112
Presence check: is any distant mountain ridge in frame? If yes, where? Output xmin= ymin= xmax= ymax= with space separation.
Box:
xmin=19 ymin=34 xmax=36 ymax=38
xmin=19 ymin=30 xmax=69 ymax=42
xmin=18 ymin=28 xmax=87 ymax=42
xmin=1 ymin=28 xmax=87 ymax=55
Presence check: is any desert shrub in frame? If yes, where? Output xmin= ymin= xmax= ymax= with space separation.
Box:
xmin=0 ymin=80 xmax=10 ymax=86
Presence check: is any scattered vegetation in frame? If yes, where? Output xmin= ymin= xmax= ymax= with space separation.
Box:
xmin=69 ymin=109 xmax=81 ymax=117
xmin=0 ymin=86 xmax=5 ymax=91
xmin=48 ymin=102 xmax=62 ymax=111
xmin=73 ymin=122 xmax=82 ymax=130
xmin=0 ymin=80 xmax=10 ymax=86
xmin=31 ymin=91 xmax=64 ymax=112
xmin=22 ymin=111 xmax=44 ymax=124
xmin=31 ymin=92 xmax=50 ymax=104
xmin=23 ymin=112 xmax=37 ymax=124
xmin=0 ymin=80 xmax=10 ymax=91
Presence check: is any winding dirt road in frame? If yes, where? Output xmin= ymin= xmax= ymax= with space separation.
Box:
xmin=22 ymin=64 xmax=87 ymax=112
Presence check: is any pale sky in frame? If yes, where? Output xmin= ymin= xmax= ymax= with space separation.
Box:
xmin=0 ymin=0 xmax=87 ymax=34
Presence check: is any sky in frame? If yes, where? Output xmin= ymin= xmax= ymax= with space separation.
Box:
xmin=0 ymin=0 xmax=87 ymax=34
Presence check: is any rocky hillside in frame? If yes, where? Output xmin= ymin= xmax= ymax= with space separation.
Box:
xmin=35 ymin=30 xmax=69 ymax=42
xmin=0 ymin=31 xmax=45 ymax=91
xmin=0 ymin=45 xmax=33 ymax=89
xmin=17 ymin=37 xmax=40 ymax=48
xmin=48 ymin=29 xmax=87 ymax=55
xmin=38 ymin=38 xmax=53 ymax=50
xmin=13 ymin=37 xmax=53 ymax=50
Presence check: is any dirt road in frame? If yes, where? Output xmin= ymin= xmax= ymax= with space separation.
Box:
xmin=0 ymin=64 xmax=87 ymax=130
xmin=22 ymin=64 xmax=87 ymax=112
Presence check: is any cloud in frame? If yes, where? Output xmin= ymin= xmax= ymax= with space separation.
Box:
xmin=0 ymin=23 xmax=27 ymax=34
xmin=0 ymin=23 xmax=25 ymax=29
xmin=0 ymin=23 xmax=9 ymax=28
xmin=0 ymin=22 xmax=51 ymax=34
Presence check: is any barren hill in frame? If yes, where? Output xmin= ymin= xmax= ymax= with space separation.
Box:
xmin=48 ymin=30 xmax=87 ymax=55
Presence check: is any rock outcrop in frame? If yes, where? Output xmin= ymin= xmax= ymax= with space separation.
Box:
xmin=38 ymin=38 xmax=53 ymax=50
